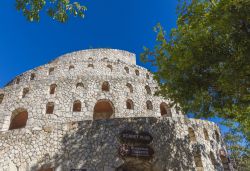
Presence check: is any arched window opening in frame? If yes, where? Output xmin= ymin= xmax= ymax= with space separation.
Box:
xmin=194 ymin=151 xmax=203 ymax=170
xmin=146 ymin=73 xmax=149 ymax=79
xmin=88 ymin=64 xmax=94 ymax=68
xmin=102 ymin=81 xmax=110 ymax=92
xmin=220 ymin=155 xmax=230 ymax=170
xmin=16 ymin=77 xmax=20 ymax=84
xmin=49 ymin=67 xmax=54 ymax=75
xmin=30 ymin=73 xmax=35 ymax=80
xmin=0 ymin=94 xmax=4 ymax=104
xmin=73 ymin=100 xmax=81 ymax=112
xmin=146 ymin=100 xmax=153 ymax=110
xmin=93 ymin=99 xmax=114 ymax=120
xmin=135 ymin=69 xmax=139 ymax=76
xmin=76 ymin=82 xmax=84 ymax=88
xmin=9 ymin=108 xmax=28 ymax=130
xmin=69 ymin=65 xmax=74 ymax=70
xmin=124 ymin=67 xmax=129 ymax=74
xmin=22 ymin=88 xmax=29 ymax=98
xmin=50 ymin=84 xmax=57 ymax=94
xmin=126 ymin=83 xmax=133 ymax=93
xmin=160 ymin=102 xmax=172 ymax=117
xmin=215 ymin=130 xmax=220 ymax=142
xmin=145 ymin=85 xmax=151 ymax=95
xmin=126 ymin=99 xmax=134 ymax=110
xmin=88 ymin=57 xmax=93 ymax=61
xmin=203 ymin=128 xmax=209 ymax=140
xmin=210 ymin=151 xmax=216 ymax=167
xmin=46 ymin=102 xmax=54 ymax=114
xmin=188 ymin=127 xmax=196 ymax=142
xmin=107 ymin=64 xmax=112 ymax=71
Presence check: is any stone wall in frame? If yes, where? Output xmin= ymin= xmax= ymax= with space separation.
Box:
xmin=0 ymin=49 xmax=231 ymax=171
xmin=0 ymin=117 xmax=227 ymax=171
xmin=0 ymin=49 xmax=182 ymax=131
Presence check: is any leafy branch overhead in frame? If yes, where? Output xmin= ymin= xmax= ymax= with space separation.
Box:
xmin=141 ymin=0 xmax=250 ymax=140
xmin=16 ymin=0 xmax=87 ymax=22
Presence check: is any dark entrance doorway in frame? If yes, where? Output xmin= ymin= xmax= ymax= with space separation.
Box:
xmin=9 ymin=108 xmax=28 ymax=130
xmin=93 ymin=99 xmax=114 ymax=120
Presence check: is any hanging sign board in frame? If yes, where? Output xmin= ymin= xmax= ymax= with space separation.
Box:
xmin=119 ymin=144 xmax=154 ymax=159
xmin=119 ymin=130 xmax=153 ymax=144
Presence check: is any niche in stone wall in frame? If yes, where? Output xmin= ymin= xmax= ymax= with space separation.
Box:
xmin=50 ymin=84 xmax=57 ymax=94
xmin=16 ymin=77 xmax=20 ymax=84
xmin=135 ymin=69 xmax=139 ymax=76
xmin=160 ymin=102 xmax=172 ymax=117
xmin=93 ymin=99 xmax=114 ymax=120
xmin=126 ymin=99 xmax=134 ymax=110
xmin=146 ymin=100 xmax=153 ymax=110
xmin=73 ymin=100 xmax=81 ymax=112
xmin=102 ymin=57 xmax=108 ymax=61
xmin=48 ymin=67 xmax=55 ymax=75
xmin=124 ymin=66 xmax=129 ymax=74
xmin=145 ymin=85 xmax=151 ymax=95
xmin=76 ymin=82 xmax=84 ymax=89
xmin=30 ymin=73 xmax=35 ymax=80
xmin=0 ymin=94 xmax=4 ymax=104
xmin=193 ymin=151 xmax=203 ymax=171
xmin=107 ymin=64 xmax=112 ymax=71
xmin=203 ymin=128 xmax=209 ymax=140
xmin=102 ymin=81 xmax=110 ymax=92
xmin=188 ymin=127 xmax=196 ymax=142
xmin=126 ymin=83 xmax=133 ymax=93
xmin=9 ymin=108 xmax=28 ymax=130
xmin=146 ymin=73 xmax=150 ymax=79
xmin=46 ymin=102 xmax=54 ymax=114
xmin=22 ymin=87 xmax=29 ymax=98
xmin=88 ymin=64 xmax=94 ymax=68
xmin=215 ymin=130 xmax=220 ymax=142
xmin=69 ymin=65 xmax=75 ymax=70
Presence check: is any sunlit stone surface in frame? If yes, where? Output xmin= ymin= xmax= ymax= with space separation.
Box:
xmin=0 ymin=49 xmax=230 ymax=171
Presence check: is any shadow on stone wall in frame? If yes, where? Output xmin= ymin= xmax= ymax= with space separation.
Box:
xmin=27 ymin=117 xmax=195 ymax=171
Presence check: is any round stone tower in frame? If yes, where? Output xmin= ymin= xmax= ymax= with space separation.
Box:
xmin=0 ymin=49 xmax=231 ymax=171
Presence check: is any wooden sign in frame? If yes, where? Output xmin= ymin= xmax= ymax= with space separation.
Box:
xmin=119 ymin=144 xmax=154 ymax=159
xmin=119 ymin=130 xmax=153 ymax=144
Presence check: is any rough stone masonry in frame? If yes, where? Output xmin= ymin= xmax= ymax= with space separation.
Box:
xmin=0 ymin=49 xmax=231 ymax=171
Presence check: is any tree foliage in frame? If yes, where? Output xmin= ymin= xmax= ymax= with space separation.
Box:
xmin=222 ymin=119 xmax=250 ymax=170
xmin=16 ymin=0 xmax=87 ymax=22
xmin=141 ymin=0 xmax=250 ymax=139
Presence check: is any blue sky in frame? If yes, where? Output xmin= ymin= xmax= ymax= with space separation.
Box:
xmin=0 ymin=0 xmax=178 ymax=87
xmin=0 ymin=0 xmax=228 ymax=132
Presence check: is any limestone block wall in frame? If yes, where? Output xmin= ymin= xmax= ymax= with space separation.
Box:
xmin=0 ymin=117 xmax=228 ymax=171
xmin=0 ymin=49 xmax=182 ymax=131
xmin=0 ymin=49 xmax=231 ymax=171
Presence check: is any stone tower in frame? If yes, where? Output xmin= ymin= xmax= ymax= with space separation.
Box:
xmin=0 ymin=49 xmax=231 ymax=171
